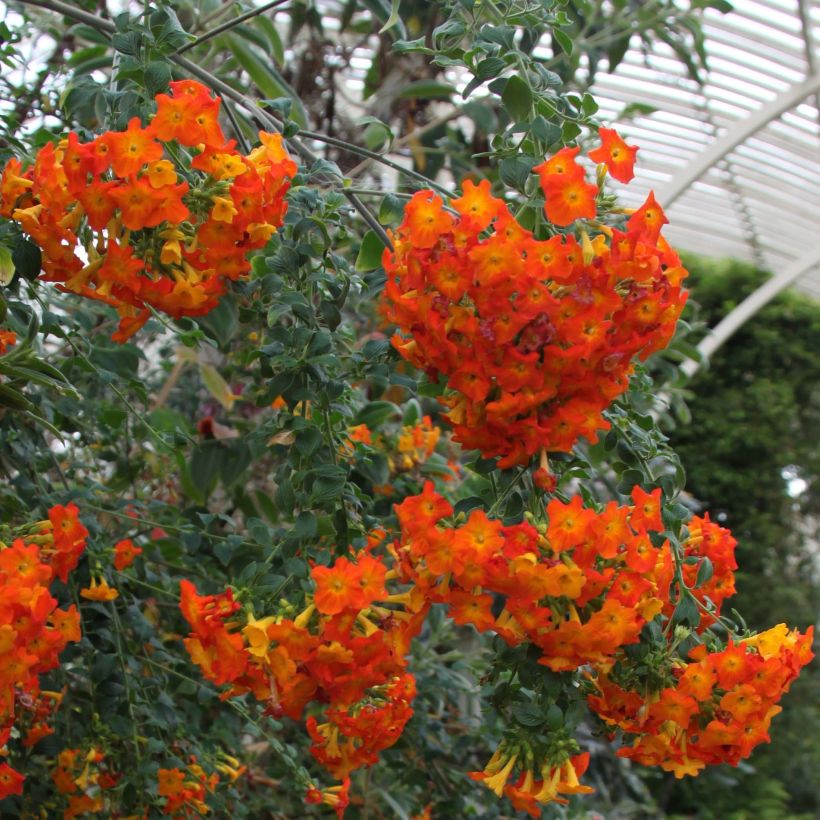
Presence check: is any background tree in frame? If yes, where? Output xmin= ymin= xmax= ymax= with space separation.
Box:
xmin=660 ymin=257 xmax=820 ymax=819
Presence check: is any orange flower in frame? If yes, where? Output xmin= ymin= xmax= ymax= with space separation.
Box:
xmin=630 ymin=486 xmax=663 ymax=532
xmin=104 ymin=117 xmax=163 ymax=177
xmin=588 ymin=128 xmax=639 ymax=183
xmin=403 ymin=190 xmax=453 ymax=248
xmin=113 ymin=538 xmax=142 ymax=571
xmin=451 ymin=178 xmax=502 ymax=232
xmin=541 ymin=174 xmax=598 ymax=226
xmin=312 ymin=558 xmax=361 ymax=615
xmin=533 ymin=146 xmax=585 ymax=181
xmin=627 ymin=191 xmax=668 ymax=242
xmin=0 ymin=81 xmax=296 ymax=343
xmin=0 ymin=764 xmax=25 ymax=800
xmin=0 ymin=329 xmax=17 ymax=355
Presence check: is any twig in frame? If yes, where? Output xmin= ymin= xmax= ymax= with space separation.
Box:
xmin=176 ymin=0 xmax=291 ymax=55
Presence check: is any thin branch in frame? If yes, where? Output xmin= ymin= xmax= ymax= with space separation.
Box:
xmin=176 ymin=0 xmax=291 ymax=55
xmin=222 ymin=96 xmax=252 ymax=153
xmin=20 ymin=0 xmax=116 ymax=32
xmin=345 ymin=108 xmax=464 ymax=180
xmin=299 ymin=129 xmax=452 ymax=198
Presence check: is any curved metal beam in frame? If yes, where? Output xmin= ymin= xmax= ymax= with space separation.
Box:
xmin=658 ymin=73 xmax=820 ymax=208
xmin=681 ymin=245 xmax=820 ymax=379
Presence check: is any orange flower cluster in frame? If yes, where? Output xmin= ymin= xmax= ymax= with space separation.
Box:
xmin=343 ymin=415 xmax=444 ymax=475
xmin=381 ymin=146 xmax=687 ymax=467
xmin=305 ymin=776 xmax=350 ymax=819
xmin=391 ymin=483 xmax=676 ymax=672
xmin=665 ymin=513 xmax=737 ymax=628
xmin=469 ymin=740 xmax=592 ymax=817
xmin=588 ymin=624 xmax=814 ymax=778
xmin=178 ymin=479 xmax=811 ymax=816
xmin=0 ymin=504 xmax=88 ymax=799
xmin=179 ymin=550 xmax=428 ymax=793
xmin=395 ymin=414 xmax=441 ymax=469
xmin=158 ymin=759 xmax=219 ymax=817
xmin=51 ymin=746 xmax=119 ymax=818
xmin=0 ymin=80 xmax=296 ymax=341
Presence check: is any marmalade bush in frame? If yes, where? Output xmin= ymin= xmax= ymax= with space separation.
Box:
xmin=0 ymin=1 xmax=812 ymax=817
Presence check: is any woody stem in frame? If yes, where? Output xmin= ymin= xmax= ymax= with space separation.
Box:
xmin=176 ymin=0 xmax=292 ymax=55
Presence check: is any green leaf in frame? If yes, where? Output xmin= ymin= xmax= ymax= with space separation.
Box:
xmin=618 ymin=101 xmax=657 ymax=120
xmin=378 ymin=0 xmax=404 ymax=36
xmin=553 ymin=29 xmax=573 ymax=56
xmin=0 ymin=247 xmax=14 ymax=286
xmin=358 ymin=116 xmax=393 ymax=151
xmin=220 ymin=440 xmax=251 ymax=487
xmin=512 ymin=702 xmax=545 ymax=728
xmin=293 ymin=511 xmax=317 ymax=540
xmin=111 ymin=31 xmax=141 ymax=56
xmin=561 ymin=120 xmax=581 ymax=143
xmin=12 ymin=238 xmax=41 ymax=281
xmin=673 ymin=595 xmax=701 ymax=628
xmin=378 ymin=194 xmax=405 ymax=225
xmin=545 ymin=703 xmax=564 ymax=730
xmin=475 ymin=56 xmax=507 ymax=81
xmin=607 ymin=34 xmax=632 ymax=72
xmin=295 ymin=426 xmax=323 ymax=457
xmin=190 ymin=441 xmax=223 ymax=498
xmin=89 ymin=345 xmax=140 ymax=379
xmin=144 ymin=60 xmax=171 ymax=95
xmin=354 ymin=400 xmax=399 ymax=429
xmin=581 ymin=92 xmax=598 ymax=116
xmin=692 ymin=0 xmax=733 ymax=12
xmin=501 ymin=75 xmax=533 ymax=121
xmin=500 ymin=155 xmax=536 ymax=192
xmin=255 ymin=16 xmax=285 ymax=66
xmin=355 ymin=230 xmax=387 ymax=272
xmin=227 ymin=35 xmax=307 ymax=126
xmin=695 ymin=557 xmax=714 ymax=587
xmin=396 ymin=80 xmax=457 ymax=100
xmin=309 ymin=464 xmax=348 ymax=503
xmin=196 ymin=294 xmax=238 ymax=349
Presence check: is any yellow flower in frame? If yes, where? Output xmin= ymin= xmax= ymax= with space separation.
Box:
xmin=211 ymin=195 xmax=238 ymax=223
xmin=80 ymin=576 xmax=119 ymax=602
xmin=146 ymin=159 xmax=178 ymax=188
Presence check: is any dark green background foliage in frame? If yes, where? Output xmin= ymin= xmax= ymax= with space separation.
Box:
xmin=659 ymin=257 xmax=820 ymax=819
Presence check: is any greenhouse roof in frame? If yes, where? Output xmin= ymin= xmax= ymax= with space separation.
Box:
xmin=579 ymin=0 xmax=818 ymax=353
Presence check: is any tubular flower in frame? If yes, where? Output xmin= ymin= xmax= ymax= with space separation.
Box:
xmin=0 ymin=80 xmax=297 ymax=342
xmin=305 ymin=777 xmax=351 ymax=819
xmin=50 ymin=747 xmax=119 ymax=816
xmin=391 ymin=483 xmax=673 ymax=671
xmin=588 ymin=127 xmax=639 ymax=183
xmin=381 ymin=146 xmax=687 ymax=467
xmin=0 ymin=507 xmax=87 ymax=798
xmin=180 ymin=547 xmax=428 ymax=817
xmin=157 ymin=758 xmax=219 ymax=817
xmin=173 ymin=476 xmax=813 ymax=816
xmin=587 ymin=625 xmax=814 ymax=777
xmin=0 ymin=330 xmax=16 ymax=355
xmin=470 ymin=739 xmax=593 ymax=816
xmin=80 ymin=576 xmax=119 ymax=602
